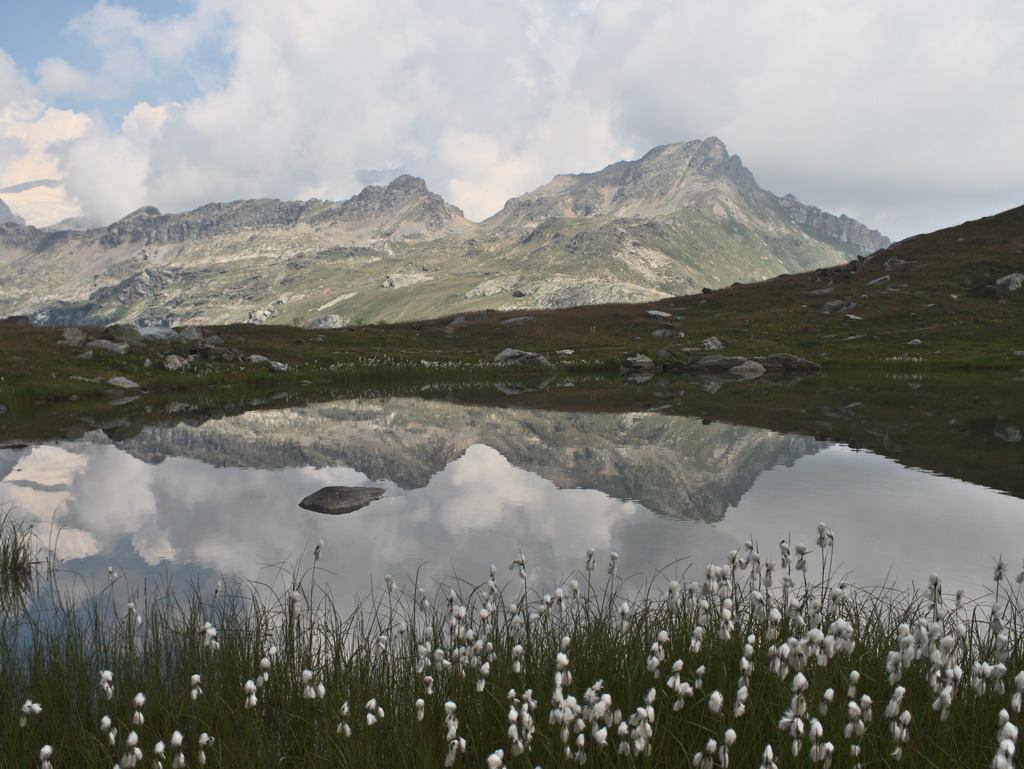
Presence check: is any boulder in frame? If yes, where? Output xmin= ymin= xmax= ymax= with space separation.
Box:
xmin=299 ymin=486 xmax=385 ymax=514
xmin=107 ymin=376 xmax=141 ymax=390
xmin=728 ymin=360 xmax=766 ymax=378
xmin=194 ymin=344 xmax=243 ymax=362
xmin=248 ymin=354 xmax=289 ymax=371
xmin=139 ymin=327 xmax=183 ymax=344
xmin=623 ymin=353 xmax=658 ymax=371
xmin=646 ymin=310 xmax=672 ymax=319
xmin=995 ymin=273 xmax=1024 ymax=293
xmin=695 ymin=355 xmax=747 ymax=371
xmin=494 ymin=348 xmax=549 ymax=366
xmin=865 ymin=275 xmax=891 ymax=287
xmin=86 ymin=339 xmax=131 ymax=355
xmin=306 ymin=314 xmax=349 ymax=329
xmin=821 ymin=299 xmax=857 ymax=315
xmin=103 ymin=324 xmax=146 ymax=347
xmin=162 ymin=354 xmax=190 ymax=372
xmin=57 ymin=327 xmax=88 ymax=347
xmin=248 ymin=307 xmax=274 ymax=323
xmin=178 ymin=326 xmax=204 ymax=341
xmin=700 ymin=336 xmax=724 ymax=351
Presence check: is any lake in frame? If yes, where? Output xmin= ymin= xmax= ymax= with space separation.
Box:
xmin=2 ymin=384 xmax=1022 ymax=610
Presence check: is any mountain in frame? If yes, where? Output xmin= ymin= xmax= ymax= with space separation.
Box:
xmin=0 ymin=137 xmax=888 ymax=327
xmin=0 ymin=198 xmax=24 ymax=226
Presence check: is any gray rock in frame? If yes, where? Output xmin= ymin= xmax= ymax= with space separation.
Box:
xmin=700 ymin=336 xmax=724 ymax=351
xmin=695 ymin=355 xmax=747 ymax=371
xmin=139 ymin=327 xmax=183 ymax=344
xmin=248 ymin=307 xmax=274 ymax=323
xmin=57 ymin=327 xmax=87 ymax=347
xmin=162 ymin=354 xmax=190 ymax=372
xmin=107 ymin=376 xmax=141 ymax=390
xmin=556 ymin=349 xmax=575 ymax=356
xmin=247 ymin=354 xmax=289 ymax=371
xmin=76 ymin=350 xmax=94 ymax=360
xmin=499 ymin=316 xmax=536 ymax=326
xmin=447 ymin=316 xmax=468 ymax=327
xmin=995 ymin=273 xmax=1024 ymax=293
xmin=306 ymin=314 xmax=350 ymax=329
xmin=299 ymin=486 xmax=385 ymax=514
xmin=821 ymin=299 xmax=857 ymax=315
xmin=178 ymin=326 xmax=204 ymax=341
xmin=729 ymin=360 xmax=766 ymax=378
xmin=86 ymin=339 xmax=131 ymax=355
xmin=103 ymin=324 xmax=146 ymax=347
xmin=844 ymin=314 xmax=863 ymax=321
xmin=197 ymin=344 xmax=243 ymax=362
xmin=865 ymin=275 xmax=891 ymax=287
xmin=908 ymin=339 xmax=922 ymax=346
xmin=646 ymin=310 xmax=673 ymax=319
xmin=808 ymin=287 xmax=834 ymax=296
xmin=494 ymin=348 xmax=549 ymax=366
xmin=623 ymin=353 xmax=658 ymax=371
xmin=651 ymin=329 xmax=673 ymax=337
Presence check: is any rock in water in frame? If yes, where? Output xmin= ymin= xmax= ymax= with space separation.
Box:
xmin=299 ymin=486 xmax=385 ymax=514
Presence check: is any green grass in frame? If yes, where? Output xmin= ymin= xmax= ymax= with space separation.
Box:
xmin=0 ymin=508 xmax=35 ymax=610
xmin=3 ymin=525 xmax=1024 ymax=767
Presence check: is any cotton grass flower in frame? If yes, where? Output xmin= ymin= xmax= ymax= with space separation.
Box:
xmin=197 ymin=734 xmax=212 ymax=767
xmin=40 ymin=745 xmax=53 ymax=769
xmin=20 ymin=698 xmax=41 ymax=727
xmin=707 ymin=690 xmax=724 ymax=715
xmin=243 ymin=680 xmax=258 ymax=709
xmin=121 ymin=731 xmax=142 ymax=768
xmin=99 ymin=669 xmax=114 ymax=700
xmin=170 ymin=730 xmax=185 ymax=769
xmin=133 ymin=692 xmax=146 ymax=725
xmin=365 ymin=697 xmax=384 ymax=726
xmin=154 ymin=739 xmax=167 ymax=769
xmin=336 ymin=701 xmax=351 ymax=736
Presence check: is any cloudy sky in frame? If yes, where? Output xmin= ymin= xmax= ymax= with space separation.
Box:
xmin=1 ymin=0 xmax=1022 ymax=239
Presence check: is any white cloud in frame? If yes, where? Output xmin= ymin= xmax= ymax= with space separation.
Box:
xmin=0 ymin=0 xmax=1021 ymax=235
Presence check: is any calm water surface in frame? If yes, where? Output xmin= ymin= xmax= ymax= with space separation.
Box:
xmin=1 ymin=397 xmax=1022 ymax=607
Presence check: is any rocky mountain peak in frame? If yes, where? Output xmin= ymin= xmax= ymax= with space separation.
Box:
xmin=490 ymin=137 xmax=767 ymax=224
xmin=637 ymin=137 xmax=756 ymax=187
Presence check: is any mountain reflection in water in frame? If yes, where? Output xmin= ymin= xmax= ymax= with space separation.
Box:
xmin=1 ymin=398 xmax=1021 ymax=608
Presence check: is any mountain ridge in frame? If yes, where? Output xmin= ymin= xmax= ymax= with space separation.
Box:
xmin=0 ymin=137 xmax=888 ymax=327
